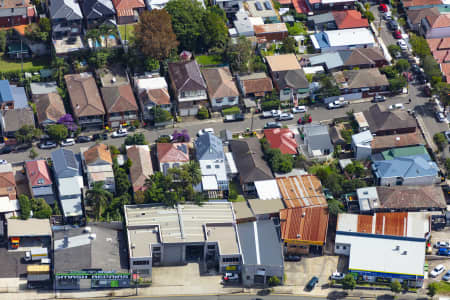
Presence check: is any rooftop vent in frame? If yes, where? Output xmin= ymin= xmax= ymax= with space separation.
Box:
xmin=395 ymin=245 xmax=400 ymax=251
xmin=402 ymin=250 xmax=408 ymax=255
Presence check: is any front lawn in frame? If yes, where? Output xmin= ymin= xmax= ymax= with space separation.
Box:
xmin=0 ymin=54 xmax=50 ymax=72
xmin=118 ymin=24 xmax=135 ymax=43
xmin=195 ymin=54 xmax=224 ymax=66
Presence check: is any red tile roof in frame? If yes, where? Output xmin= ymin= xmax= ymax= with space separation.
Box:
xmin=127 ymin=145 xmax=153 ymax=192
xmin=426 ymin=14 xmax=450 ymax=29
xmin=441 ymin=63 xmax=450 ymax=83
xmin=157 ymin=143 xmax=189 ymax=163
xmin=112 ymin=0 xmax=145 ymax=10
xmin=332 ymin=10 xmax=369 ymax=29
xmin=280 ymin=206 xmax=329 ymax=245
xmin=264 ymin=128 xmax=298 ymax=155
xmin=403 ymin=0 xmax=441 ymax=8
xmin=293 ymin=0 xmax=309 ymax=14
xmin=25 ymin=160 xmax=52 ymax=187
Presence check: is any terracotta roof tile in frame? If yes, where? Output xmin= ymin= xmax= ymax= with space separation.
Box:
xmin=442 ymin=63 xmax=450 ymax=83
xmin=201 ymin=67 xmax=239 ymax=99
xmin=371 ymin=130 xmax=424 ymax=151
xmin=241 ymin=76 xmax=273 ymax=95
xmin=101 ymin=84 xmax=138 ymax=114
xmin=141 ymin=88 xmax=171 ymax=105
xmin=332 ymin=10 xmax=369 ymax=29
xmin=280 ymin=206 xmax=328 ymax=244
xmin=376 ymin=185 xmax=446 ymax=210
xmin=65 ymin=73 xmax=105 ymax=118
xmin=33 ymin=92 xmax=66 ymax=124
xmin=293 ymin=0 xmax=309 ymax=13
xmin=426 ymin=14 xmax=450 ymax=29
xmin=25 ymin=160 xmax=52 ymax=186
xmin=112 ymin=0 xmax=144 ymax=10
xmin=157 ymin=143 xmax=189 ymax=163
xmin=127 ymin=145 xmax=153 ymax=192
xmin=83 ymin=144 xmax=112 ymax=165
xmin=276 ymin=175 xmax=328 ymax=208
xmin=403 ymin=0 xmax=441 ymax=8
xmin=264 ymin=128 xmax=298 ymax=154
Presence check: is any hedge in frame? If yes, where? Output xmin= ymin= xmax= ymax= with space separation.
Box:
xmin=222 ymin=106 xmax=240 ymax=115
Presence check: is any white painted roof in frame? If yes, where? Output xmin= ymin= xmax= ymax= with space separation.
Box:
xmin=255 ymin=179 xmax=282 ymax=200
xmin=135 ymin=77 xmax=168 ymax=92
xmin=0 ymin=196 xmax=19 ymax=213
xmin=325 ymin=28 xmax=375 ymax=47
xmin=202 ymin=175 xmax=219 ymax=191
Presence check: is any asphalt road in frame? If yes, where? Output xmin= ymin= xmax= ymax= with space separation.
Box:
xmin=105 ymin=295 xmax=420 ymax=300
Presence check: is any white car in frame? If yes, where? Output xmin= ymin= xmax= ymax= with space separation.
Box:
xmin=111 ymin=128 xmax=128 ymax=138
xmin=292 ymin=106 xmax=307 ymax=113
xmin=330 ymin=272 xmax=345 ymax=280
xmin=197 ymin=128 xmax=214 ymax=136
xmin=436 ymin=112 xmax=446 ymax=122
xmin=389 ymin=103 xmax=404 ymax=110
xmin=60 ymin=138 xmax=75 ymax=147
xmin=327 ymin=100 xmax=348 ymax=110
xmin=430 ymin=264 xmax=446 ymax=277
xmin=434 ymin=241 xmax=450 ymax=249
xmin=0 ymin=159 xmax=7 ymax=165
xmin=397 ymin=39 xmax=408 ymax=51
xmin=223 ymin=272 xmax=239 ymax=281
xmin=277 ymin=113 xmax=294 ymax=121
xmin=444 ymin=131 xmax=450 ymax=143
xmin=271 ymin=109 xmax=282 ymax=117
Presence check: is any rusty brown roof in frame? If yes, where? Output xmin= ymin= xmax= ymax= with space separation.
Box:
xmin=83 ymin=144 xmax=112 ymax=165
xmin=140 ymin=88 xmax=171 ymax=105
xmin=33 ymin=92 xmax=66 ymax=124
xmin=280 ymin=206 xmax=328 ymax=244
xmin=65 ymin=73 xmax=105 ymax=118
xmin=276 ymin=175 xmax=328 ymax=208
xmin=356 ymin=212 xmax=408 ymax=236
xmin=241 ymin=75 xmax=273 ymax=95
xmin=371 ymin=130 xmax=424 ymax=152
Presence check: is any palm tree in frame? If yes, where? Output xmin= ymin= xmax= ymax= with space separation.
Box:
xmin=51 ymin=57 xmax=68 ymax=86
xmin=99 ymin=24 xmax=117 ymax=49
xmin=182 ymin=161 xmax=202 ymax=186
xmin=85 ymin=29 xmax=101 ymax=49
xmin=85 ymin=182 xmax=112 ymax=220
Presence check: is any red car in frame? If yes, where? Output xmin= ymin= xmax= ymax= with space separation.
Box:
xmin=297 ymin=115 xmax=312 ymax=124
xmin=393 ymin=30 xmax=402 ymax=39
xmin=379 ymin=3 xmax=388 ymax=12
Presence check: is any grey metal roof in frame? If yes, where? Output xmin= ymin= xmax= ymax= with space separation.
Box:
xmin=237 ymin=220 xmax=283 ymax=266
xmin=30 ymin=82 xmax=58 ymax=95
xmin=60 ymin=195 xmax=83 ymax=217
xmin=309 ymin=52 xmax=345 ymax=70
xmin=10 ymin=85 xmax=28 ymax=109
xmin=51 ymin=149 xmax=81 ymax=179
xmin=308 ymin=12 xmax=334 ymax=24
xmin=195 ymin=132 xmax=225 ymax=161
xmin=49 ymin=0 xmax=82 ymax=20
xmin=81 ymin=0 xmax=115 ymax=19
xmin=303 ymin=124 xmax=333 ymax=151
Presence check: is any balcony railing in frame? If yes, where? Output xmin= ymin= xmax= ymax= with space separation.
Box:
xmin=79 ymin=117 xmax=103 ymax=124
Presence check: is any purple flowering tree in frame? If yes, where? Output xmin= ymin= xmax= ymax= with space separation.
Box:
xmin=57 ymin=114 xmax=78 ymax=132
xmin=172 ymin=129 xmax=190 ymax=142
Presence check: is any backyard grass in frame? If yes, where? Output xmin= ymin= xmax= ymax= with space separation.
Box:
xmin=0 ymin=54 xmax=50 ymax=72
xmin=118 ymin=24 xmax=135 ymax=43
xmin=433 ymin=281 xmax=450 ymax=295
xmin=195 ymin=54 xmax=224 ymax=66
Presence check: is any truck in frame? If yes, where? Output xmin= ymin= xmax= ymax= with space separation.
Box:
xmin=261 ymin=111 xmax=273 ymax=118
xmin=25 ymin=248 xmax=48 ymax=262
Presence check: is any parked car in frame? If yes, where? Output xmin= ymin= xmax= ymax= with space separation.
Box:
xmin=383 ymin=11 xmax=392 ymax=20
xmin=436 ymin=112 xmax=446 ymax=122
xmin=224 ymin=113 xmax=245 ymax=122
xmin=389 ymin=103 xmax=404 ymax=110
xmin=277 ymin=113 xmax=294 ymax=121
xmin=430 ymin=264 xmax=446 ymax=277
xmin=223 ymin=272 xmax=239 ymax=281
xmin=264 ymin=122 xmax=282 ymax=129
xmin=93 ymin=133 xmax=108 ymax=141
xmin=306 ymin=276 xmax=319 ymax=291
xmin=411 ymin=63 xmax=421 ymax=74
xmin=327 ymin=100 xmax=348 ymax=109
xmin=76 ymin=135 xmax=92 ymax=143
xmin=0 ymin=159 xmax=7 ymax=165
xmin=372 ymin=95 xmax=386 ymax=102
xmin=438 ymin=248 xmax=450 ymax=256
xmin=434 ymin=241 xmax=450 ymax=248
xmin=271 ymin=109 xmax=282 ymax=117
xmin=0 ymin=145 xmax=13 ymax=154
xmin=397 ymin=39 xmax=408 ymax=51
xmin=298 ymin=115 xmax=312 ymax=124
xmin=379 ymin=3 xmax=388 ymax=12
xmin=393 ymin=30 xmax=402 ymax=39
xmin=261 ymin=111 xmax=273 ymax=118
xmin=284 ymin=255 xmax=301 ymax=262
xmin=330 ymin=272 xmax=345 ymax=280
xmin=443 ymin=270 xmax=450 ymax=281
xmin=292 ymin=106 xmax=307 ymax=113
xmin=14 ymin=143 xmax=32 ymax=152
xmin=38 ymin=140 xmax=57 ymax=149
xmin=388 ymin=20 xmax=399 ymax=31
xmin=158 ymin=134 xmax=173 ymax=142
xmin=111 ymin=128 xmax=128 ymax=138
xmin=197 ymin=128 xmax=214 ymax=136
xmin=444 ymin=131 xmax=450 ymax=143
xmin=60 ymin=138 xmax=75 ymax=147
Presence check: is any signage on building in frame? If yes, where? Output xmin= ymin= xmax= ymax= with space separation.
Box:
xmin=284 ymin=239 xmax=324 ymax=246
xmin=55 ymin=271 xmax=131 ymax=280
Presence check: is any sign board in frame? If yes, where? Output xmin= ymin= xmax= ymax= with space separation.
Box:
xmin=55 ymin=271 xmax=131 ymax=280
xmin=284 ymin=239 xmax=324 ymax=246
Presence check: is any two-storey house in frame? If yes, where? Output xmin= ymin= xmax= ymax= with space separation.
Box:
xmin=49 ymin=0 xmax=83 ymax=39
xmin=134 ymin=76 xmax=172 ymax=121
xmin=80 ymin=0 xmax=116 ymax=29
xmin=201 ymin=67 xmax=240 ymax=111
xmin=80 ymin=143 xmax=115 ymax=193
xmin=168 ymin=60 xmax=208 ymax=117
xmin=25 ymin=160 xmax=55 ymax=205
xmin=65 ymin=73 xmax=106 ymax=129
xmin=0 ymin=0 xmax=35 ymax=27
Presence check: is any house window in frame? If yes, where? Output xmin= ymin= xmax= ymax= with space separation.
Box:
xmin=206 ymin=165 xmax=212 ymax=169
xmin=283 ymin=88 xmax=290 ymax=95
xmin=336 ymin=245 xmax=340 ymax=250
xmin=323 ymin=149 xmax=330 ymax=155
xmin=37 ymin=178 xmax=44 ymax=185
xmin=216 ymin=98 xmax=223 ymax=103
xmin=215 ymin=165 xmax=220 ymax=169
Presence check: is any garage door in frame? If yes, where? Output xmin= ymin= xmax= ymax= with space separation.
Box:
xmin=163 ymin=245 xmax=183 ymax=266
xmin=189 ymin=107 xmax=198 ymax=116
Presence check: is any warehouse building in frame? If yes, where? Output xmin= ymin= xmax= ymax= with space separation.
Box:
xmin=125 ymin=203 xmax=241 ymax=278
xmin=335 ymin=212 xmax=430 ymax=287
xmin=7 ymin=219 xmax=52 ymax=250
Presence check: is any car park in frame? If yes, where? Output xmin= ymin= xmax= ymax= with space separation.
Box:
xmin=277 ymin=113 xmax=294 ymax=121
xmin=292 ymin=106 xmax=307 ymax=113
xmin=397 ymin=39 xmax=408 ymax=51
xmin=330 ymin=272 xmax=345 ymax=280
xmin=76 ymin=135 xmax=92 ymax=143
xmin=436 ymin=112 xmax=446 ymax=122
xmin=264 ymin=122 xmax=282 ymax=129
xmin=372 ymin=95 xmax=386 ymax=102
xmin=197 ymin=128 xmax=214 ymax=136
xmin=306 ymin=276 xmax=319 ymax=291
xmin=443 ymin=270 xmax=450 ymax=281
xmin=224 ymin=113 xmax=245 ymax=122
xmin=38 ymin=140 xmax=57 ymax=149
xmin=111 ymin=128 xmax=128 ymax=138
xmin=284 ymin=255 xmax=301 ymax=262
xmin=430 ymin=264 xmax=446 ymax=277
xmin=60 ymin=138 xmax=75 ymax=147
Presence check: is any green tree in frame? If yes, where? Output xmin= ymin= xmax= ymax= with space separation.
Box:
xmin=39 ymin=17 xmax=51 ymax=33
xmin=15 ymin=125 xmax=41 ymax=145
xmin=317 ymin=74 xmax=340 ymax=98
xmin=0 ymin=30 xmax=7 ymax=52
xmin=197 ymin=107 xmax=209 ymax=119
xmin=428 ymin=282 xmax=438 ymax=296
xmin=152 ymin=106 xmax=173 ymax=123
xmin=395 ymin=59 xmax=410 ymax=72
xmin=423 ymin=55 xmax=442 ymax=79
xmin=115 ymin=167 xmax=131 ymax=196
xmin=390 ymin=280 xmax=402 ymax=293
xmin=134 ymin=190 xmax=146 ymax=204
xmin=145 ymin=57 xmax=160 ymax=72
xmin=135 ymin=10 xmax=179 ymax=60
xmin=328 ymin=198 xmax=343 ymax=215
xmin=88 ymin=50 xmax=109 ymax=68
xmin=18 ymin=194 xmax=31 ymax=220
xmin=364 ymin=10 xmax=374 ymax=22
xmin=98 ymin=24 xmax=117 ymax=48
xmin=268 ymin=276 xmax=281 ymax=286
xmin=388 ymin=77 xmax=406 ymax=92
xmin=225 ymin=36 xmax=252 ymax=74
xmin=52 ymin=203 xmax=61 ymax=216
xmin=342 ymin=274 xmax=356 ymax=290
xmin=387 ymin=44 xmax=401 ymax=58
xmin=410 ymin=33 xmax=431 ymax=58
xmin=182 ymin=161 xmax=202 ymax=186
xmin=434 ymin=132 xmax=447 ymax=151
xmin=145 ymin=172 xmax=180 ymax=207
xmin=280 ymin=36 xmax=297 ymax=54
xmin=125 ymin=133 xmax=147 ymax=145
xmin=85 ymin=182 xmax=113 ymax=220
xmin=32 ymin=198 xmax=52 ymax=219
xmin=203 ymin=9 xmax=228 ymax=50
xmin=51 ymin=57 xmax=69 ymax=85
xmin=86 ymin=29 xmax=101 ymax=48
xmin=166 ymin=0 xmax=205 ymax=52
xmin=29 ymin=147 xmax=38 ymax=159
xmin=380 ymin=65 xmax=398 ymax=79
xmin=251 ymin=55 xmax=267 ymax=72
xmin=46 ymin=124 xmax=68 ymax=142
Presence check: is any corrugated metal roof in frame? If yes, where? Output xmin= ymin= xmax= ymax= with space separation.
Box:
xmin=280 ymin=206 xmax=328 ymax=244
xmin=276 ymin=175 xmax=328 ymax=208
